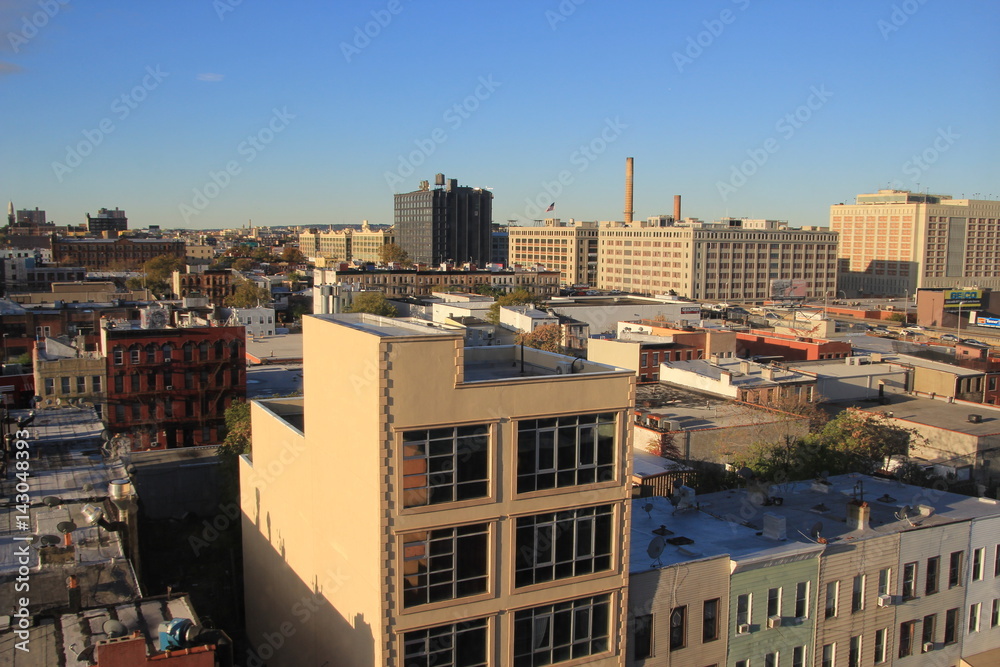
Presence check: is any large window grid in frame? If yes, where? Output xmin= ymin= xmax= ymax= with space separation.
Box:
xmin=403 ymin=618 xmax=488 ymax=667
xmin=513 ymin=594 xmax=610 ymax=666
xmin=402 ymin=424 xmax=489 ymax=508
xmin=514 ymin=505 xmax=613 ymax=587
xmin=402 ymin=524 xmax=488 ymax=608
xmin=517 ymin=413 xmax=616 ymax=493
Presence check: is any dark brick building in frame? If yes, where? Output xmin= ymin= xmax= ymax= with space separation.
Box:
xmin=100 ymin=322 xmax=246 ymax=450
xmin=52 ymin=236 xmax=185 ymax=270
xmin=394 ymin=175 xmax=493 ymax=266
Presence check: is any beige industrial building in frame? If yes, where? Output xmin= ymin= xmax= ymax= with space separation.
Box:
xmin=595 ymin=220 xmax=838 ymax=301
xmin=241 ymin=313 xmax=636 ymax=665
xmin=508 ymin=219 xmax=599 ymax=287
xmin=831 ymin=190 xmax=1000 ymax=297
xmin=298 ymin=222 xmax=394 ymax=263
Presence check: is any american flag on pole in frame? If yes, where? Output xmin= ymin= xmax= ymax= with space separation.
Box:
xmin=545 ymin=202 xmax=555 ymax=212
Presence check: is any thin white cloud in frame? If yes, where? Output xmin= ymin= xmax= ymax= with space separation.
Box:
xmin=196 ymin=73 xmax=224 ymax=82
xmin=0 ymin=61 xmax=22 ymax=76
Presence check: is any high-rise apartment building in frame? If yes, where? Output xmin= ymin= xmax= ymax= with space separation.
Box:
xmin=508 ymin=219 xmax=599 ymax=287
xmin=394 ymin=175 xmax=493 ymax=266
xmin=86 ymin=207 xmax=128 ymax=234
xmin=242 ymin=313 xmax=635 ymax=665
xmin=597 ymin=220 xmax=838 ymax=301
xmin=831 ymin=190 xmax=1000 ymax=297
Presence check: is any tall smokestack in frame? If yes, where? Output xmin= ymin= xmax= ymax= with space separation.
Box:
xmin=624 ymin=157 xmax=634 ymax=224
xmin=674 ymin=195 xmax=681 ymax=222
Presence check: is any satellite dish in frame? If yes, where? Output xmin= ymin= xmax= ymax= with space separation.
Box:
xmin=895 ymin=505 xmax=912 ymax=520
xmin=643 ymin=503 xmax=654 ymax=518
xmin=647 ymin=536 xmax=666 ymax=567
xmin=42 ymin=495 xmax=62 ymax=507
xmin=810 ymin=522 xmax=824 ymax=541
xmin=39 ymin=534 xmax=60 ymax=547
xmin=82 ymin=483 xmax=95 ymax=493
xmin=56 ymin=521 xmax=77 ymax=534
xmin=103 ymin=620 xmax=129 ymax=638
xmin=737 ymin=467 xmax=755 ymax=480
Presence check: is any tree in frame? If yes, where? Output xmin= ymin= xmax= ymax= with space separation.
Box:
xmin=474 ymin=284 xmax=505 ymax=298
xmin=486 ymin=288 xmax=539 ymax=324
xmin=515 ymin=323 xmax=562 ymax=353
xmin=730 ymin=409 xmax=919 ymax=483
xmin=887 ymin=312 xmax=906 ymax=323
xmin=232 ymin=258 xmax=253 ymax=272
xmin=218 ymin=399 xmax=251 ymax=457
xmin=129 ymin=254 xmax=184 ymax=298
xmin=281 ymin=246 xmax=305 ymax=264
xmin=225 ymin=279 xmax=272 ymax=308
xmin=347 ymin=292 xmax=397 ymax=317
xmin=378 ymin=242 xmax=410 ymax=266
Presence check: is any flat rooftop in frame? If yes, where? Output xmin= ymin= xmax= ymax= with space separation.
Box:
xmin=858 ymin=394 xmax=1000 ymax=436
xmin=787 ymin=356 xmax=910 ymax=378
xmin=0 ymin=409 xmax=139 ymax=613
xmin=638 ymin=401 xmax=805 ymax=432
xmin=312 ymin=313 xmax=461 ymax=338
xmin=663 ymin=358 xmax=813 ymax=387
xmin=631 ymin=473 xmax=1000 ymax=575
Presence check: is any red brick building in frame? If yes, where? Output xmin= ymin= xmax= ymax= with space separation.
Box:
xmin=736 ymin=329 xmax=852 ymax=361
xmin=171 ymin=269 xmax=238 ymax=303
xmin=52 ymin=236 xmax=185 ymax=269
xmin=100 ymin=322 xmax=245 ymax=449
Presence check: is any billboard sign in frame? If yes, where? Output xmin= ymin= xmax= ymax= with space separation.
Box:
xmin=770 ymin=279 xmax=808 ymax=299
xmin=943 ymin=289 xmax=984 ymax=308
xmin=680 ymin=306 xmax=700 ymax=315
xmin=975 ymin=316 xmax=1000 ymax=328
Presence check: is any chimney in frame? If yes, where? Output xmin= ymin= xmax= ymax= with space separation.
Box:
xmin=67 ymin=575 xmax=81 ymax=613
xmin=624 ymin=157 xmax=634 ymax=224
xmin=740 ymin=360 xmax=751 ymax=374
xmin=847 ymin=500 xmax=870 ymax=532
xmin=674 ymin=194 xmax=681 ymax=222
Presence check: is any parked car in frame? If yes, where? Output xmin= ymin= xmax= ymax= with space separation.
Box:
xmin=961 ymin=338 xmax=988 ymax=347
xmin=905 ymin=325 xmax=926 ymax=331
xmin=939 ymin=334 xmax=960 ymax=342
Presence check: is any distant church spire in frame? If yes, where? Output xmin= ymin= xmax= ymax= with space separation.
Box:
xmin=7 ymin=200 xmax=13 ymax=226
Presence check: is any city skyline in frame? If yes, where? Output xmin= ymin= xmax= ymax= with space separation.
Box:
xmin=2 ymin=1 xmax=997 ymax=230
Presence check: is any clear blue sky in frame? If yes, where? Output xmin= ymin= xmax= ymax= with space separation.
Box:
xmin=2 ymin=1 xmax=997 ymax=230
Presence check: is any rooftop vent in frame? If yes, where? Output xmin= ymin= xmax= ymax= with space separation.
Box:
xmin=969 ymin=414 xmax=983 ymax=424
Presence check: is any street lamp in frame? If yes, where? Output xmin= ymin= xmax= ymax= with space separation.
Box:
xmin=956 ymin=300 xmax=978 ymax=339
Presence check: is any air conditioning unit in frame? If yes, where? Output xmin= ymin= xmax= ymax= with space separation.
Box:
xmin=923 ymin=642 xmax=934 ymax=652
xmin=737 ymin=623 xmax=751 ymax=634
xmin=767 ymin=615 xmax=782 ymax=629
xmin=166 ymin=386 xmax=173 ymax=391
xmin=554 ymin=361 xmax=573 ymax=375
xmin=877 ymin=594 xmax=892 ymax=607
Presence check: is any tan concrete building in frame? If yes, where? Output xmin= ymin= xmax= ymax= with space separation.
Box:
xmin=596 ymin=221 xmax=838 ymax=301
xmin=831 ymin=190 xmax=1000 ymax=297
xmin=313 ymin=267 xmax=561 ymax=299
xmin=32 ymin=338 xmax=105 ymax=413
xmin=241 ymin=313 xmax=636 ymax=666
xmin=508 ymin=219 xmax=599 ymax=286
xmin=298 ymin=222 xmax=394 ymax=263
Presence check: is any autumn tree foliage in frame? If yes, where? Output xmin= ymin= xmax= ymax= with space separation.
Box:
xmin=515 ymin=323 xmax=563 ymax=353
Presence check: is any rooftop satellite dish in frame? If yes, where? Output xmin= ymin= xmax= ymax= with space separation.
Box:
xmin=56 ymin=521 xmax=77 ymax=534
xmin=42 ymin=495 xmax=62 ymax=507
xmin=103 ymin=619 xmax=129 ymax=639
xmin=647 ymin=536 xmax=666 ymax=567
xmin=39 ymin=534 xmax=60 ymax=547
xmin=82 ymin=483 xmax=95 ymax=493
xmin=895 ymin=505 xmax=912 ymax=521
xmin=737 ymin=467 xmax=755 ymax=480
xmin=810 ymin=522 xmax=824 ymax=541
xmin=643 ymin=503 xmax=654 ymax=519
